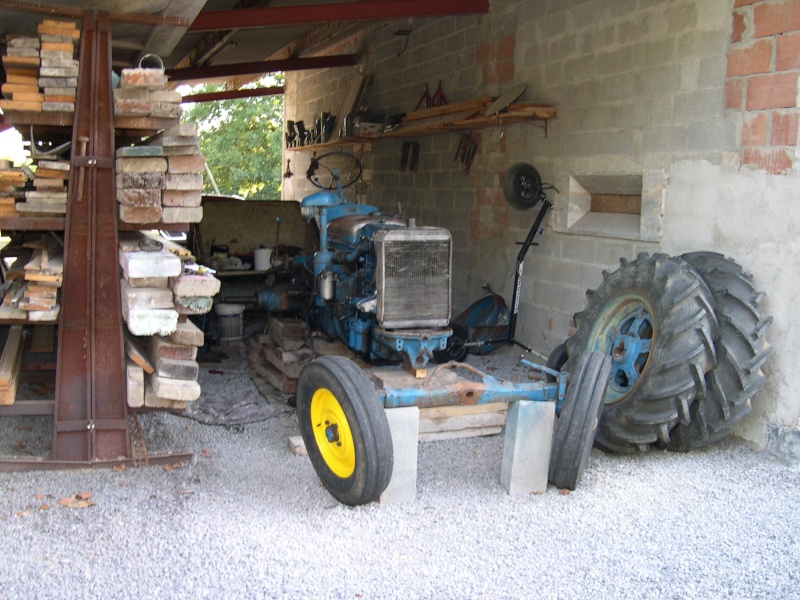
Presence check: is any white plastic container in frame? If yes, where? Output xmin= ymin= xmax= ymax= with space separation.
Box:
xmin=215 ymin=303 xmax=245 ymax=341
xmin=254 ymin=247 xmax=273 ymax=271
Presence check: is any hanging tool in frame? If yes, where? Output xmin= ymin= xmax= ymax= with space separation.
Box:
xmin=399 ymin=141 xmax=420 ymax=172
xmin=454 ymin=134 xmax=477 ymax=173
xmin=283 ymin=159 xmax=293 ymax=179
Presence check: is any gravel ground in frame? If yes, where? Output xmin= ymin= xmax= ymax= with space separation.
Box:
xmin=1 ymin=337 xmax=799 ymax=599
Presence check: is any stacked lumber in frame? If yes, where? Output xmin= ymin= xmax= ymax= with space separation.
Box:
xmin=21 ymin=235 xmax=63 ymax=321
xmin=17 ymin=158 xmax=70 ymax=215
xmin=0 ymin=327 xmax=25 ymax=405
xmin=119 ymin=233 xmax=219 ymax=409
xmin=0 ymin=161 xmax=25 ymax=217
xmin=116 ymin=122 xmax=205 ymax=225
xmin=247 ymin=316 xmax=354 ymax=399
xmin=0 ymin=20 xmax=79 ymax=113
xmin=113 ymin=67 xmax=181 ymax=119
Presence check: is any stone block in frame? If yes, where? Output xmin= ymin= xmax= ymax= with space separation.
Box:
xmin=170 ymin=273 xmax=220 ymax=297
xmin=116 ymin=145 xmax=164 ymax=158
xmin=116 ymin=173 xmax=166 ymax=190
xmin=168 ymin=155 xmax=206 ymax=174
xmin=154 ymin=355 xmax=199 ymax=380
xmin=143 ymin=379 xmax=189 ymax=409
xmin=150 ymin=335 xmax=198 ymax=360
xmin=120 ymin=278 xmax=174 ymax=311
xmin=118 ymin=204 xmax=162 ymax=224
xmin=164 ymin=122 xmax=197 ymax=137
xmin=379 ymin=406 xmax=419 ymax=505
xmin=148 ymin=373 xmax=201 ymax=401
xmin=500 ymin=400 xmax=555 ymax=496
xmin=123 ymin=308 xmax=178 ymax=337
xmin=162 ymin=190 xmax=202 ymax=207
xmin=149 ymin=102 xmax=182 ymax=119
xmin=120 ymin=249 xmax=182 ymax=279
xmin=126 ymin=360 xmax=145 ymax=408
xmin=169 ymin=319 xmax=205 ymax=347
xmin=127 ymin=276 xmax=168 ymax=288
xmin=115 ymin=157 xmax=168 ymax=173
xmin=114 ymin=99 xmax=152 ymax=116
xmin=149 ymin=90 xmax=182 ymax=103
xmin=120 ymin=68 xmax=167 ymax=90
xmin=162 ymin=206 xmax=203 ymax=223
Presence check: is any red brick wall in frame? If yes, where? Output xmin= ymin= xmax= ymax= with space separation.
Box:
xmin=727 ymin=0 xmax=800 ymax=174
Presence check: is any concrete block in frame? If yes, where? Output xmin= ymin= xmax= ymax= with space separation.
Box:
xmin=120 ymin=249 xmax=182 ymax=279
xmin=120 ymin=68 xmax=167 ymax=90
xmin=169 ymin=273 xmax=220 ymax=297
xmin=164 ymin=122 xmax=197 ymax=137
xmin=115 ymin=157 xmax=168 ymax=173
xmin=288 ymin=435 xmax=307 ymax=456
xmin=143 ymin=379 xmax=189 ymax=409
xmin=162 ymin=190 xmax=202 ymax=207
xmin=117 ymin=188 xmax=162 ymax=207
xmin=169 ymin=319 xmax=205 ymax=347
xmin=123 ymin=308 xmax=178 ymax=337
xmin=149 ymin=90 xmax=182 ymax=103
xmin=116 ymin=145 xmax=164 ymax=158
xmin=165 ymin=173 xmax=203 ymax=190
xmin=149 ymin=102 xmax=182 ymax=119
xmin=116 ymin=173 xmax=166 ymax=190
xmin=126 ymin=360 xmax=144 ymax=408
xmin=501 ymin=400 xmax=555 ymax=496
xmin=127 ymin=276 xmax=168 ymax=288
xmin=379 ymin=406 xmax=419 ymax=505
xmin=118 ymin=204 xmax=162 ymax=224
xmin=168 ymin=155 xmax=206 ymax=174
xmin=162 ymin=206 xmax=203 ymax=223
xmin=120 ymin=278 xmax=174 ymax=311
xmin=148 ymin=373 xmax=201 ymax=401
xmin=173 ymin=295 xmax=214 ymax=315
xmin=150 ymin=335 xmax=198 ymax=360
xmin=154 ymin=355 xmax=199 ymax=380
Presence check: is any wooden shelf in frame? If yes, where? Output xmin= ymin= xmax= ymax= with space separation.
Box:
xmin=285 ymin=136 xmax=373 ymax=153
xmin=0 ymin=216 xmax=66 ymax=231
xmin=2 ymin=110 xmax=180 ymax=136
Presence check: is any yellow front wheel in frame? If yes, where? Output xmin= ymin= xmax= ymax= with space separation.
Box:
xmin=297 ymin=356 xmax=393 ymax=506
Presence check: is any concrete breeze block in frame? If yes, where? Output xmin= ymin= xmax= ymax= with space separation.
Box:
xmin=170 ymin=273 xmax=221 ymax=297
xmin=379 ymin=406 xmax=419 ymax=505
xmin=148 ymin=373 xmax=201 ymax=401
xmin=150 ymin=335 xmax=198 ymax=360
xmin=120 ymin=278 xmax=174 ymax=311
xmin=169 ymin=319 xmax=205 ymax=347
xmin=501 ymin=400 xmax=555 ymax=496
xmin=120 ymin=249 xmax=182 ymax=279
xmin=124 ymin=308 xmax=178 ymax=337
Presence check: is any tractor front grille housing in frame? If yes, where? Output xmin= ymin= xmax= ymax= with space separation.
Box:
xmin=374 ymin=227 xmax=452 ymax=329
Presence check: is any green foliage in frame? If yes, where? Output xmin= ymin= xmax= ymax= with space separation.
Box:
xmin=181 ymin=76 xmax=283 ymax=200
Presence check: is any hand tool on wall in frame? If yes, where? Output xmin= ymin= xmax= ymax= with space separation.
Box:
xmin=454 ymin=134 xmax=477 ymax=173
xmin=399 ymin=141 xmax=420 ymax=172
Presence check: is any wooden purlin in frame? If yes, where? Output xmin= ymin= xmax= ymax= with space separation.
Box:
xmin=53 ymin=12 xmax=129 ymax=462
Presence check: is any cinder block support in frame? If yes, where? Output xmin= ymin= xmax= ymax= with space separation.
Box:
xmin=501 ymin=400 xmax=555 ymax=495
xmin=379 ymin=406 xmax=419 ymax=505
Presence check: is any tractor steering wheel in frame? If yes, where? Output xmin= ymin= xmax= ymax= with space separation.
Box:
xmin=306 ymin=151 xmax=363 ymax=190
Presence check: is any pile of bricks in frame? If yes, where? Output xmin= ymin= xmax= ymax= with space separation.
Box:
xmin=113 ymin=67 xmax=182 ymax=120
xmin=119 ymin=232 xmax=220 ymax=409
xmin=0 ymin=19 xmax=79 ymax=114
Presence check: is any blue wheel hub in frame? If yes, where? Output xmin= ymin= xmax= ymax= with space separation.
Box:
xmin=587 ymin=293 xmax=654 ymax=404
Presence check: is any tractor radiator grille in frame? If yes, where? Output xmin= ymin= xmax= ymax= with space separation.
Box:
xmin=374 ymin=228 xmax=452 ymax=329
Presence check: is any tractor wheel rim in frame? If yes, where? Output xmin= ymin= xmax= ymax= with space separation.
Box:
xmin=587 ymin=292 xmax=654 ymax=404
xmin=310 ymin=387 xmax=356 ymax=478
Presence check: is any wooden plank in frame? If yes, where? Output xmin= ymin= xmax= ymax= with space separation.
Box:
xmin=124 ymin=333 xmax=155 ymax=375
xmin=0 ymin=326 xmax=24 ymax=385
xmin=419 ymin=426 xmax=503 ymax=442
xmin=402 ymin=97 xmax=494 ymax=122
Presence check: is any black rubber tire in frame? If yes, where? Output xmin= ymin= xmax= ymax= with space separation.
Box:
xmin=545 ymin=342 xmax=568 ymax=383
xmin=667 ymin=252 xmax=773 ymax=451
xmin=433 ymin=327 xmax=469 ymax=363
xmin=502 ymin=163 xmax=542 ymax=210
xmin=548 ymin=351 xmax=612 ymax=490
xmin=297 ymin=356 xmax=393 ymax=505
xmin=567 ymin=253 xmax=719 ymax=453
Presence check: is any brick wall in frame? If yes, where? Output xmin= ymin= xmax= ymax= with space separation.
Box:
xmin=726 ymin=0 xmax=800 ymax=173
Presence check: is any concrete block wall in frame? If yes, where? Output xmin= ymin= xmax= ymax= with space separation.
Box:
xmin=284 ymin=0 xmax=800 ymax=454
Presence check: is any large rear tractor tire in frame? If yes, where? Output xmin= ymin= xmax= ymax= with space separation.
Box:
xmin=297 ymin=356 xmax=393 ymax=506
xmin=548 ymin=351 xmax=612 ymax=490
xmin=667 ymin=252 xmax=773 ymax=451
xmin=566 ymin=253 xmax=719 ymax=453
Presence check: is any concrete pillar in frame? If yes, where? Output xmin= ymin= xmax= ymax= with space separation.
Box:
xmin=379 ymin=406 xmax=419 ymax=505
xmin=501 ymin=400 xmax=555 ymax=495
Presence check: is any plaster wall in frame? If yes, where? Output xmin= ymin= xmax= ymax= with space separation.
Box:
xmin=283 ymin=0 xmax=800 ymax=454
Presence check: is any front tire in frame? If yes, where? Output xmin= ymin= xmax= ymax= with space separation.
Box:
xmin=297 ymin=356 xmax=393 ymax=505
xmin=567 ymin=253 xmax=718 ymax=453
xmin=548 ymin=351 xmax=612 ymax=490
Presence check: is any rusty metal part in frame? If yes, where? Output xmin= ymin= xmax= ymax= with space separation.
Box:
xmin=0 ymin=450 xmax=192 ymax=473
xmin=128 ymin=413 xmax=149 ymax=467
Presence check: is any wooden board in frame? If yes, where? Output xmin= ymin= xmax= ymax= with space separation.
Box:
xmin=124 ymin=333 xmax=155 ymax=374
xmin=0 ymin=326 xmax=24 ymax=386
